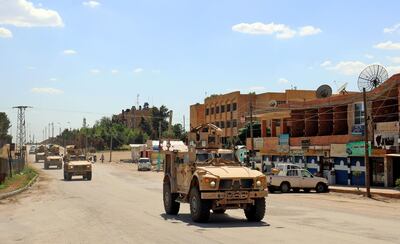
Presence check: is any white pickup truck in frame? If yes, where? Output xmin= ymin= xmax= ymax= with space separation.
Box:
xmin=267 ymin=168 xmax=329 ymax=193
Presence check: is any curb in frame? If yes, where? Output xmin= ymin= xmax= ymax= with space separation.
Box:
xmin=0 ymin=173 xmax=39 ymax=200
xmin=330 ymin=188 xmax=400 ymax=199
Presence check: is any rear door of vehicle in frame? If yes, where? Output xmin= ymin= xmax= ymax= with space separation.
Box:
xmin=286 ymin=169 xmax=301 ymax=187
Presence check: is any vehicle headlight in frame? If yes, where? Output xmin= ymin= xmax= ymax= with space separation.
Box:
xmin=86 ymin=165 xmax=91 ymax=169
xmin=256 ymin=180 xmax=262 ymax=187
xmin=68 ymin=165 xmax=73 ymax=169
xmin=210 ymin=181 xmax=216 ymax=188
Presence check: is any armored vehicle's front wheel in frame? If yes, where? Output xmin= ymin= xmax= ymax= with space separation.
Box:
xmin=189 ymin=187 xmax=210 ymax=223
xmin=244 ymin=198 xmax=266 ymax=222
xmin=163 ymin=182 xmax=180 ymax=215
xmin=86 ymin=172 xmax=92 ymax=181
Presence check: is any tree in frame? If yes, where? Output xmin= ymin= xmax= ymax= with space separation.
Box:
xmin=0 ymin=112 xmax=12 ymax=144
xmin=139 ymin=117 xmax=152 ymax=136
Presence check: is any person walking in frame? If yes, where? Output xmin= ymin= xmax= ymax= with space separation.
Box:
xmin=100 ymin=153 xmax=104 ymax=163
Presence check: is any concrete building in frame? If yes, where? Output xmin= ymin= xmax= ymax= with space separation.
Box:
xmin=190 ymin=90 xmax=316 ymax=145
xmin=113 ymin=104 xmax=152 ymax=129
xmin=248 ymin=73 xmax=400 ymax=187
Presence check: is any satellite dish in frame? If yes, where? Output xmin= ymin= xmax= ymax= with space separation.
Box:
xmin=357 ymin=64 xmax=388 ymax=92
xmin=337 ymin=82 xmax=348 ymax=94
xmin=316 ymin=85 xmax=333 ymax=98
xmin=269 ymin=100 xmax=278 ymax=107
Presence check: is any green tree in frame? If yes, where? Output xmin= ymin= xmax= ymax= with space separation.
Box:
xmin=0 ymin=112 xmax=11 ymax=141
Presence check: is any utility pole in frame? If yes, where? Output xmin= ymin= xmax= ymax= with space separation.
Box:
xmin=48 ymin=123 xmax=51 ymax=140
xmin=249 ymin=102 xmax=254 ymax=157
xmin=157 ymin=121 xmax=162 ymax=172
xmin=51 ymin=122 xmax=54 ymax=138
xmin=363 ymin=88 xmax=371 ymax=198
xmin=183 ymin=115 xmax=186 ymax=132
xmin=109 ymin=132 xmax=113 ymax=162
xmin=230 ymin=105 xmax=234 ymax=149
xmin=13 ymin=106 xmax=31 ymax=158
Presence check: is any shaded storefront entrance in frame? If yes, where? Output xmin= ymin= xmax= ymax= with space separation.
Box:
xmin=370 ymin=157 xmax=385 ymax=187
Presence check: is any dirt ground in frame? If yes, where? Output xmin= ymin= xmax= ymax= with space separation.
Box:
xmin=1 ymin=160 xmax=399 ymax=244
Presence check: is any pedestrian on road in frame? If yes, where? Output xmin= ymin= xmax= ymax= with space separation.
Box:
xmin=100 ymin=153 xmax=104 ymax=163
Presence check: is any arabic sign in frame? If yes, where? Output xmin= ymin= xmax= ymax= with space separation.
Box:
xmin=330 ymin=144 xmax=347 ymax=157
xmin=352 ymin=124 xmax=364 ymax=135
xmin=346 ymin=141 xmax=371 ymax=156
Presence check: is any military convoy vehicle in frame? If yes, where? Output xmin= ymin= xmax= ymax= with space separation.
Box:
xmin=163 ymin=124 xmax=267 ymax=223
xmin=44 ymin=145 xmax=63 ymax=169
xmin=35 ymin=145 xmax=47 ymax=163
xmin=63 ymin=145 xmax=92 ymax=181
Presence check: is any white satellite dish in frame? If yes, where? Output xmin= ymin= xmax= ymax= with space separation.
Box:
xmin=337 ymin=82 xmax=348 ymax=94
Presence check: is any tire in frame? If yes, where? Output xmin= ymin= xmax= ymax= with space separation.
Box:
xmin=244 ymin=198 xmax=266 ymax=222
xmin=189 ymin=187 xmax=210 ymax=223
xmin=280 ymin=182 xmax=291 ymax=193
xmin=212 ymin=209 xmax=226 ymax=214
xmin=64 ymin=172 xmax=67 ymax=181
xmin=163 ymin=181 xmax=180 ymax=215
xmin=67 ymin=173 xmax=72 ymax=181
xmin=303 ymin=189 xmax=311 ymax=193
xmin=316 ymin=183 xmax=326 ymax=193
xmin=86 ymin=172 xmax=92 ymax=181
xmin=44 ymin=164 xmax=48 ymax=169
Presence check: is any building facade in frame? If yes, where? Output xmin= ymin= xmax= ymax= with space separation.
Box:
xmin=190 ymin=90 xmax=316 ymax=145
xmin=248 ymin=74 xmax=400 ymax=187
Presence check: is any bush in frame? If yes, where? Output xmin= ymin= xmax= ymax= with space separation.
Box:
xmin=396 ymin=178 xmax=400 ymax=188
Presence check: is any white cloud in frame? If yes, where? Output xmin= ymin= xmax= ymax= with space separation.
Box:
xmin=298 ymin=26 xmax=322 ymax=36
xmin=326 ymin=61 xmax=367 ymax=75
xmin=364 ymin=54 xmax=374 ymax=59
xmin=83 ymin=1 xmax=101 ymax=8
xmin=278 ymin=78 xmax=289 ymax=84
xmin=90 ymin=69 xmax=100 ymax=74
xmin=111 ymin=69 xmax=119 ymax=74
xmin=383 ymin=23 xmax=400 ymax=34
xmin=0 ymin=0 xmax=63 ymax=27
xmin=374 ymin=41 xmax=400 ymax=50
xmin=62 ymin=49 xmax=77 ymax=55
xmin=0 ymin=27 xmax=12 ymax=38
xmin=31 ymin=87 xmax=63 ymax=95
xmin=320 ymin=60 xmax=332 ymax=67
xmin=387 ymin=56 xmax=400 ymax=64
xmin=232 ymin=22 xmax=321 ymax=39
xmin=133 ymin=68 xmax=143 ymax=73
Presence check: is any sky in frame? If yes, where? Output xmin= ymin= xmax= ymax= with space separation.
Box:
xmin=1 ymin=0 xmax=400 ymax=142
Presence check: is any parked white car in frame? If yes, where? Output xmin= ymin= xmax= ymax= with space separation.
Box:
xmin=267 ymin=168 xmax=329 ymax=193
xmin=138 ymin=158 xmax=152 ymax=171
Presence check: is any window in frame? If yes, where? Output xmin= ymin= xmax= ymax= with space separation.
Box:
xmin=232 ymin=103 xmax=237 ymax=111
xmin=220 ymin=121 xmax=225 ymax=128
xmin=215 ymin=121 xmax=220 ymax=127
xmin=227 ymin=104 xmax=231 ymax=112
xmin=211 ymin=107 xmax=214 ymax=114
xmin=354 ymin=103 xmax=364 ymax=125
xmin=226 ymin=120 xmax=231 ymax=128
xmin=301 ymin=170 xmax=313 ymax=178
xmin=220 ymin=105 xmax=225 ymax=113
xmin=232 ymin=119 xmax=237 ymax=127
xmin=287 ymin=169 xmax=298 ymax=176
xmin=205 ymin=108 xmax=209 ymax=116
xmin=216 ymin=106 xmax=220 ymax=113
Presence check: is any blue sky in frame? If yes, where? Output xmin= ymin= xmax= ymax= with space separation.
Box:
xmin=1 ymin=0 xmax=400 ymax=142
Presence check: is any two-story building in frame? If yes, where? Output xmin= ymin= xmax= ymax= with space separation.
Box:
xmin=248 ymin=74 xmax=400 ymax=187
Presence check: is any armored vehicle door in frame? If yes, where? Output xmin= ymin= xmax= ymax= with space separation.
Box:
xmin=176 ymin=155 xmax=192 ymax=193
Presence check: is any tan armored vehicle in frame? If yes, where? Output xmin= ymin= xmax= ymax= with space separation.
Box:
xmin=35 ymin=145 xmax=46 ymax=163
xmin=63 ymin=145 xmax=92 ymax=181
xmin=163 ymin=124 xmax=267 ymax=223
xmin=44 ymin=145 xmax=63 ymax=169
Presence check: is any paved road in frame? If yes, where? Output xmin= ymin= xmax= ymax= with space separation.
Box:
xmin=1 ymin=161 xmax=400 ymax=244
